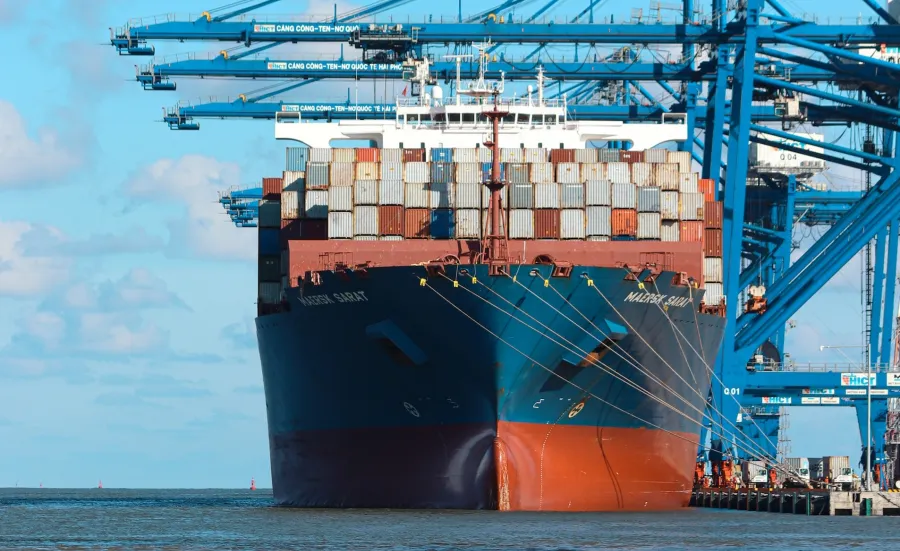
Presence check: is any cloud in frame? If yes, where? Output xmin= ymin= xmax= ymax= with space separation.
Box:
xmin=60 ymin=40 xmax=125 ymax=100
xmin=221 ymin=319 xmax=257 ymax=350
xmin=123 ymin=155 xmax=256 ymax=261
xmin=0 ymin=100 xmax=85 ymax=188
xmin=0 ymin=1 xmax=25 ymax=24
xmin=0 ymin=221 xmax=73 ymax=297
xmin=233 ymin=385 xmax=264 ymax=395
xmin=19 ymin=226 xmax=165 ymax=257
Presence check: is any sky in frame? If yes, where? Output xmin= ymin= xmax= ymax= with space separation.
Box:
xmin=0 ymin=0 xmax=888 ymax=488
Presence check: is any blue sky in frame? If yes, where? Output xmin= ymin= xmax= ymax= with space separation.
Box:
xmin=0 ymin=0 xmax=885 ymax=488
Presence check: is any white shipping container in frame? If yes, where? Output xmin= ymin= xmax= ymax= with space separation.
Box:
xmin=331 ymin=162 xmax=354 ymax=186
xmin=482 ymin=184 xmax=509 ymax=208
xmin=534 ymin=183 xmax=560 ymax=209
xmin=354 ymin=180 xmax=378 ymax=206
xmin=585 ymin=179 xmax=611 ymax=206
xmin=661 ymin=191 xmax=679 ymax=220
xmin=679 ymin=192 xmax=705 ymax=220
xmin=455 ymin=209 xmax=481 ymax=238
xmin=653 ymin=163 xmax=680 ymax=190
xmin=379 ymin=235 xmax=404 ymax=241
xmin=259 ymin=199 xmax=281 ymax=227
xmin=557 ymin=162 xmax=581 ymax=184
xmin=587 ymin=235 xmax=610 ymax=241
xmin=637 ymin=186 xmax=661 ymax=213
xmin=574 ymin=148 xmax=598 ymax=163
xmin=430 ymin=182 xmax=454 ymax=209
xmin=586 ymin=206 xmax=612 ymax=236
xmin=611 ymin=182 xmax=636 ymax=209
xmin=355 ymin=162 xmax=380 ymax=180
xmin=678 ymin=172 xmax=699 ymax=193
xmin=581 ymin=163 xmax=605 ymax=181
xmin=508 ymin=184 xmax=533 ymax=209
xmin=637 ymin=212 xmax=661 ymax=239
xmin=354 ymin=205 xmax=378 ymax=236
xmin=523 ymin=148 xmax=547 ymax=163
xmin=501 ymin=147 xmax=524 ymax=163
xmin=704 ymin=282 xmax=724 ymax=305
xmin=560 ymin=183 xmax=585 ymax=208
xmin=332 ymin=148 xmax=355 ymax=163
xmin=509 ymin=210 xmax=534 ymax=239
xmin=405 ymin=162 xmax=430 ymax=184
xmin=455 ymin=183 xmax=481 ymax=209
xmin=644 ymin=148 xmax=668 ymax=163
xmin=530 ymin=163 xmax=554 ymax=184
xmin=381 ymin=161 xmax=403 ymax=180
xmin=283 ymin=170 xmax=305 ymax=192
xmin=453 ymin=148 xmax=478 ymax=163
xmin=749 ymin=132 xmax=826 ymax=169
xmin=632 ymin=163 xmax=652 ymax=186
xmin=704 ymin=257 xmax=723 ymax=283
xmin=328 ymin=211 xmax=352 ymax=238
xmin=456 ymin=162 xmax=482 ymax=184
xmin=381 ymin=148 xmax=402 ymax=163
xmin=306 ymin=162 xmax=330 ymax=187
xmin=661 ymin=220 xmax=680 ymax=241
xmin=507 ymin=163 xmax=529 ymax=184
xmin=309 ymin=147 xmax=332 ymax=162
xmin=281 ymin=190 xmax=301 ymax=219
xmin=259 ymin=282 xmax=282 ymax=304
xmin=328 ymin=186 xmax=353 ymax=211
xmin=667 ymin=150 xmax=692 ymax=173
xmin=304 ymin=189 xmax=328 ymax=218
xmin=379 ymin=179 xmax=403 ymax=205
xmin=353 ymin=235 xmax=377 ymax=240
xmin=560 ymin=209 xmax=586 ymax=239
xmin=477 ymin=148 xmax=492 ymax=162
xmin=606 ymin=162 xmax=631 ymax=184
xmin=405 ymin=182 xmax=430 ymax=208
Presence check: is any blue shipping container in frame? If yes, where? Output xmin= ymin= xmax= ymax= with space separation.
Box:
xmin=258 ymin=228 xmax=281 ymax=255
xmin=431 ymin=209 xmax=456 ymax=239
xmin=286 ymin=147 xmax=309 ymax=171
xmin=481 ymin=162 xmax=507 ymax=182
xmin=430 ymin=148 xmax=453 ymax=163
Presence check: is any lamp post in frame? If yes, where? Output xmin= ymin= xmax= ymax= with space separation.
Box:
xmin=821 ymin=344 xmax=871 ymax=490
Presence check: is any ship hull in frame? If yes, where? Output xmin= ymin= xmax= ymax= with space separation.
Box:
xmin=256 ymin=264 xmax=725 ymax=511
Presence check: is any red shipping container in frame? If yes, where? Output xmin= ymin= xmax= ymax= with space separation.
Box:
xmin=679 ymin=221 xmax=704 ymax=243
xmin=404 ymin=208 xmax=430 ymax=238
xmin=704 ymin=201 xmax=723 ymax=229
xmin=534 ymin=209 xmax=561 ymax=239
xmin=704 ymin=228 xmax=723 ymax=257
xmin=356 ymin=147 xmax=380 ymax=162
xmin=611 ymin=209 xmax=637 ymax=236
xmin=263 ymin=177 xmax=282 ymax=198
xmin=549 ymin=149 xmax=576 ymax=163
xmin=280 ymin=219 xmax=304 ymax=246
xmin=300 ymin=219 xmax=328 ymax=240
xmin=621 ymin=150 xmax=645 ymax=163
xmin=699 ymin=178 xmax=717 ymax=202
xmin=402 ymin=148 xmax=426 ymax=162
xmin=378 ymin=205 xmax=404 ymax=236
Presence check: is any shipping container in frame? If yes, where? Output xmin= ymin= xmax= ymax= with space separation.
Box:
xmin=379 ymin=178 xmax=403 ymax=206
xmin=280 ymin=219 xmax=303 ymax=246
xmin=259 ymin=199 xmax=281 ymax=228
xmin=403 ymin=148 xmax=425 ymax=162
xmin=597 ymin=148 xmax=621 ymax=162
xmin=300 ymin=218 xmax=328 ymax=239
xmin=328 ymin=185 xmax=353 ymax=211
xmin=530 ymin=162 xmax=554 ymax=184
xmin=611 ymin=209 xmax=637 ymax=236
xmin=405 ymin=162 xmax=430 ymax=184
xmin=353 ymin=180 xmax=378 ymax=206
xmin=404 ymin=208 xmax=430 ymax=238
xmin=586 ymin=206 xmax=612 ymax=236
xmin=549 ymin=149 xmax=575 ymax=163
xmin=606 ymin=162 xmax=631 ymax=184
xmin=587 ymin=235 xmax=610 ymax=241
xmin=258 ymin=228 xmax=280 ymax=256
xmin=661 ymin=220 xmax=680 ymax=241
xmin=501 ymin=147 xmax=524 ymax=163
xmin=704 ymin=201 xmax=723 ymax=228
xmin=353 ymin=235 xmax=378 ymax=240
xmin=704 ymin=282 xmax=724 ymax=305
xmin=679 ymin=192 xmax=705 ymax=221
xmin=405 ymin=182 xmax=430 ymax=208
xmin=678 ymin=172 xmax=699 ymax=194
xmin=637 ymin=186 xmax=660 ymax=212
xmin=699 ymin=178 xmax=717 ymax=202
xmin=259 ymin=282 xmax=282 ymax=304
xmin=328 ymin=211 xmax=352 ymax=238
xmin=477 ymin=147 xmax=492 ymax=162
xmin=507 ymin=163 xmax=529 ymax=184
xmin=704 ymin=228 xmax=723 ymax=256
xmin=309 ymin=147 xmax=332 ymax=163
xmin=481 ymin=162 xmax=507 ymax=182
xmin=356 ymin=147 xmax=380 ymax=162
xmin=823 ymin=456 xmax=851 ymax=477
xmin=431 ymin=209 xmax=455 ymax=239
xmin=621 ymin=150 xmax=644 ymax=163
xmin=509 ymin=184 xmax=534 ymax=209
xmin=560 ymin=209 xmax=586 ymax=239
xmin=481 ymin=183 xmax=509 ymax=208
xmin=355 ymin=161 xmax=380 ymax=180
xmin=430 ymin=147 xmax=453 ymax=163
xmin=455 ymin=183 xmax=481 ymax=209
xmin=455 ymin=209 xmax=481 ymax=238
xmin=704 ymin=256 xmax=723 ymax=283
xmin=281 ymin=190 xmax=301 ymax=219
xmin=585 ymin=179 xmax=612 ymax=206
xmin=574 ymin=148 xmax=598 ymax=163
xmin=430 ymin=182 xmax=454 ymax=209
xmin=637 ymin=213 xmax=661 ymax=239
xmin=258 ymin=255 xmax=281 ymax=282
xmin=560 ymin=183 xmax=585 ymax=208
xmin=304 ymin=189 xmax=328 ymax=218
xmin=534 ymin=183 xmax=560 ymax=209
xmin=749 ymin=132 xmax=826 ymax=169
xmin=380 ymin=235 xmax=404 ymax=241
xmin=523 ymin=148 xmax=547 ymax=163
xmin=285 ymin=147 xmax=309 ymax=171
xmin=612 ymin=182 xmax=636 ymax=209
xmin=653 ymin=163 xmax=680 ymax=190
xmin=332 ymin=148 xmax=356 ymax=163
xmin=581 ymin=162 xmax=605 ymax=181
xmin=456 ymin=162 xmax=482 ymax=184
xmin=380 ymin=161 xmax=403 ymax=181
xmin=660 ymin=191 xmax=679 ymax=220
xmin=453 ymin=147 xmax=477 ymax=163
xmin=306 ymin=162 xmax=330 ymax=188
xmin=667 ymin=150 xmax=692 ymax=173
xmin=556 ymin=162 xmax=581 ymax=184
xmin=679 ymin=221 xmax=704 ymax=242
xmin=431 ymin=162 xmax=453 ymax=184
xmin=354 ymin=205 xmax=378 ymax=236
xmin=263 ymin=177 xmax=282 ymax=198
xmin=330 ymin=162 xmax=354 ymax=186
xmin=644 ymin=148 xmax=668 ymax=163
xmin=283 ymin=171 xmax=305 ymax=193
xmin=509 ymin=210 xmax=535 ymax=238
xmin=378 ymin=205 xmax=404 ymax=235
xmin=381 ymin=148 xmax=402 ymax=163
xmin=631 ymin=163 xmax=652 ymax=186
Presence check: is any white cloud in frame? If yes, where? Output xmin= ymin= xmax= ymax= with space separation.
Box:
xmin=78 ymin=313 xmax=167 ymax=354
xmin=23 ymin=312 xmax=66 ymax=349
xmin=0 ymin=100 xmax=84 ymax=188
xmin=0 ymin=221 xmax=72 ymax=297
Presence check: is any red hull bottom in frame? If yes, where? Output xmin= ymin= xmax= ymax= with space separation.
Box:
xmin=269 ymin=421 xmax=697 ymax=511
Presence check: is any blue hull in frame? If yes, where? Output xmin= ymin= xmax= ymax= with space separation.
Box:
xmin=256 ymin=263 xmax=725 ymax=510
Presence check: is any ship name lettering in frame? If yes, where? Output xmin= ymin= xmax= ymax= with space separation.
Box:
xmin=623 ymin=291 xmax=690 ymax=308
xmin=297 ymin=291 xmax=368 ymax=307
xmin=332 ymin=291 xmax=368 ymax=303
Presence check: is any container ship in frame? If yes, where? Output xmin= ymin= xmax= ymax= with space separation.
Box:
xmin=253 ymin=65 xmax=727 ymax=511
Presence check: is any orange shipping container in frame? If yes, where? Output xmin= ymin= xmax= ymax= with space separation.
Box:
xmin=403 ymin=208 xmax=430 ymax=238
xmin=698 ymin=178 xmax=716 ymax=202
xmin=611 ymin=209 xmax=637 ymax=236
xmin=263 ymin=177 xmax=282 ymax=198
xmin=679 ymin=221 xmax=704 ymax=243
xmin=356 ymin=147 xmax=380 ymax=162
xmin=621 ymin=150 xmax=644 ymax=163
xmin=534 ymin=209 xmax=561 ymax=239
xmin=704 ymin=228 xmax=723 ymax=256
xmin=550 ymin=149 xmax=576 ymax=163
xmin=378 ymin=205 xmax=404 ymax=236
xmin=704 ymin=201 xmax=723 ymax=229
xmin=403 ymin=149 xmax=426 ymax=162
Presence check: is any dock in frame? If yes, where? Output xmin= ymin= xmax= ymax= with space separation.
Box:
xmin=690 ymin=488 xmax=900 ymax=516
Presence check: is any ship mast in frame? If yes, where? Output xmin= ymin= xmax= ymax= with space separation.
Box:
xmin=480 ymin=88 xmax=510 ymax=275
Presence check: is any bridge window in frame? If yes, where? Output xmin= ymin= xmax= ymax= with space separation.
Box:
xmin=502 ymin=113 xmax=515 ymax=124
xmin=533 ymin=115 xmax=544 ymax=125
xmin=546 ymin=115 xmax=557 ymax=125
xmin=448 ymin=113 xmax=460 ymax=123
xmin=463 ymin=113 xmax=475 ymax=124
xmin=517 ymin=114 xmax=528 ymax=124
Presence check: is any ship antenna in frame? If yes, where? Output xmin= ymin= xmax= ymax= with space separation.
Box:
xmin=480 ymin=88 xmax=510 ymax=276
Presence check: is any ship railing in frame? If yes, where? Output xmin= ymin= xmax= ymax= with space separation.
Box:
xmin=396 ymin=97 xmax=567 ymax=109
xmin=751 ymin=362 xmax=895 ymax=373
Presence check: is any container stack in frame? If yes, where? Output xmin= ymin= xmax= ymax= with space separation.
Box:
xmin=701 ymin=178 xmax=723 ymax=305
xmin=258 ymin=175 xmax=284 ymax=310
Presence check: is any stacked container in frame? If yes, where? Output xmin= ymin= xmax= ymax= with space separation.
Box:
xmin=259 ymin=175 xmax=284 ymax=307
